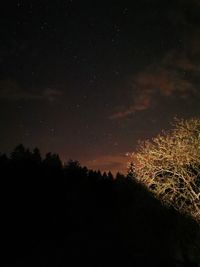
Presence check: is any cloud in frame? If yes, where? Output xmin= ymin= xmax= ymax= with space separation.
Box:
xmin=84 ymin=154 xmax=129 ymax=174
xmin=110 ymin=3 xmax=200 ymax=120
xmin=110 ymin=50 xmax=200 ymax=119
xmin=0 ymin=80 xmax=62 ymax=102
xmin=110 ymin=65 xmax=196 ymax=119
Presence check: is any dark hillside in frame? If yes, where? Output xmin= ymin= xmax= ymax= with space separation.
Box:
xmin=1 ymin=145 xmax=200 ymax=267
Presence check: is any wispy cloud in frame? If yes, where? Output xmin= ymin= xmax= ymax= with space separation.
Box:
xmin=110 ymin=3 xmax=200 ymax=120
xmin=110 ymin=52 xmax=199 ymax=119
xmin=0 ymin=80 xmax=62 ymax=102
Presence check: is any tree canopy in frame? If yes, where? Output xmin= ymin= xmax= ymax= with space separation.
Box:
xmin=128 ymin=118 xmax=200 ymax=222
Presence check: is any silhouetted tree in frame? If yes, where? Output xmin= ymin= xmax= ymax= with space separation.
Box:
xmin=43 ymin=152 xmax=62 ymax=170
xmin=108 ymin=171 xmax=114 ymax=181
xmin=102 ymin=171 xmax=108 ymax=179
xmin=11 ymin=144 xmax=26 ymax=161
xmin=32 ymin=147 xmax=42 ymax=164
xmin=115 ymin=172 xmax=125 ymax=180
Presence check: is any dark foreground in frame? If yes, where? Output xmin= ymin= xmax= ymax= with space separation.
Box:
xmin=1 ymin=145 xmax=200 ymax=266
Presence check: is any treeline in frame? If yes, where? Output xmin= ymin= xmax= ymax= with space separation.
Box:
xmin=1 ymin=145 xmax=200 ymax=267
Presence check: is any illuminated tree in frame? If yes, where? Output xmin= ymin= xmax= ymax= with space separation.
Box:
xmin=128 ymin=118 xmax=200 ymax=221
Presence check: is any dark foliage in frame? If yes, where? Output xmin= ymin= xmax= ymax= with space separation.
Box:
xmin=1 ymin=145 xmax=200 ymax=267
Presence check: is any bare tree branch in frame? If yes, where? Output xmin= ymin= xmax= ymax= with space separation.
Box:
xmin=128 ymin=118 xmax=200 ymax=222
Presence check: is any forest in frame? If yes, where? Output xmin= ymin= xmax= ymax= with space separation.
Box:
xmin=1 ymin=144 xmax=200 ymax=267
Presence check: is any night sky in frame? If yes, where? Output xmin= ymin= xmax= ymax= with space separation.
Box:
xmin=0 ymin=0 xmax=200 ymax=173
